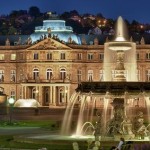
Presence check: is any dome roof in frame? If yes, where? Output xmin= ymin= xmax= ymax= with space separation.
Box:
xmin=30 ymin=19 xmax=81 ymax=44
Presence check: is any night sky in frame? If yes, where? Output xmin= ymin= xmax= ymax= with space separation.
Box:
xmin=0 ymin=0 xmax=150 ymax=23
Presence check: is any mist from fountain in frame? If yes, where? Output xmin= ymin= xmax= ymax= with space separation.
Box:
xmin=104 ymin=16 xmax=137 ymax=81
xmin=60 ymin=16 xmax=149 ymax=141
xmin=76 ymin=95 xmax=86 ymax=135
xmin=102 ymin=97 xmax=109 ymax=134
xmin=79 ymin=122 xmax=95 ymax=135
xmin=144 ymin=96 xmax=150 ymax=124
xmin=61 ymin=92 xmax=80 ymax=135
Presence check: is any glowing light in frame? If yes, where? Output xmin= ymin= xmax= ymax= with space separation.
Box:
xmin=14 ymin=99 xmax=40 ymax=107
xmin=115 ymin=36 xmax=126 ymax=42
xmin=8 ymin=98 xmax=15 ymax=104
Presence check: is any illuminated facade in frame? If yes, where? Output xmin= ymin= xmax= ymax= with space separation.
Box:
xmin=0 ymin=19 xmax=150 ymax=107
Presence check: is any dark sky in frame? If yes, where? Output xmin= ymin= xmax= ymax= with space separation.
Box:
xmin=0 ymin=0 xmax=150 ymax=23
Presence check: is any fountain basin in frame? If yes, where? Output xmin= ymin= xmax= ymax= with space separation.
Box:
xmin=108 ymin=41 xmax=132 ymax=51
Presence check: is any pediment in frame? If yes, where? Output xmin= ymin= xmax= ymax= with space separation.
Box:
xmin=27 ymin=38 xmax=71 ymax=50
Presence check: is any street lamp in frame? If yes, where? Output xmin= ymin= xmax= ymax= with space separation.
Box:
xmin=8 ymin=97 xmax=15 ymax=124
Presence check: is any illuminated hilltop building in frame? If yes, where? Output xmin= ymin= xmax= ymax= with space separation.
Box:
xmin=0 ymin=18 xmax=150 ymax=107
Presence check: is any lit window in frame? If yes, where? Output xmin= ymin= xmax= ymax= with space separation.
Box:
xmin=46 ymin=68 xmax=53 ymax=80
xmin=47 ymin=52 xmax=52 ymax=60
xmin=146 ymin=70 xmax=150 ymax=81
xmin=88 ymin=70 xmax=93 ymax=81
xmin=0 ymin=54 xmax=4 ymax=60
xmin=77 ymin=53 xmax=82 ymax=60
xmin=10 ymin=70 xmax=16 ymax=82
xmin=146 ymin=53 xmax=150 ymax=60
xmin=33 ymin=68 xmax=39 ymax=80
xmin=11 ymin=54 xmax=16 ymax=60
xmin=0 ymin=70 xmax=4 ymax=82
xmin=60 ymin=52 xmax=65 ymax=60
xmin=88 ymin=53 xmax=93 ymax=60
xmin=77 ymin=70 xmax=82 ymax=82
xmin=60 ymin=68 xmax=66 ymax=80
xmin=34 ymin=53 xmax=39 ymax=60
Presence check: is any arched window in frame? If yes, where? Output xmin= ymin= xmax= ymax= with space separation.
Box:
xmin=88 ymin=70 xmax=93 ymax=81
xmin=33 ymin=68 xmax=39 ymax=80
xmin=32 ymin=87 xmax=36 ymax=99
xmin=59 ymin=88 xmax=64 ymax=103
xmin=60 ymin=68 xmax=66 ymax=80
xmin=46 ymin=68 xmax=53 ymax=80
xmin=45 ymin=88 xmax=49 ymax=103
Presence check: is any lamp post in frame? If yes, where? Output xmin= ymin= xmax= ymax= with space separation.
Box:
xmin=8 ymin=97 xmax=15 ymax=124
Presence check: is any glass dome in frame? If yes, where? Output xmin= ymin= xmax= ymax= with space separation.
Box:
xmin=30 ymin=19 xmax=81 ymax=44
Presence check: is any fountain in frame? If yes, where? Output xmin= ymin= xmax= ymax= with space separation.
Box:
xmin=61 ymin=16 xmax=150 ymax=141
xmin=19 ymin=17 xmax=150 ymax=149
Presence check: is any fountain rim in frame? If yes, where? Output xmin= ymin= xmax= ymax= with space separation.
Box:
xmin=106 ymin=41 xmax=133 ymax=51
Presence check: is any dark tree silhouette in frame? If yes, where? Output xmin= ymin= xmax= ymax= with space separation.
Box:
xmin=28 ymin=6 xmax=41 ymax=18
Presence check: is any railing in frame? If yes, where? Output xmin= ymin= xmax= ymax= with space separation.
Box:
xmin=35 ymin=26 xmax=72 ymax=31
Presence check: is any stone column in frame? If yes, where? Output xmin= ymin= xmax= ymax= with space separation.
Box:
xmin=67 ymin=85 xmax=70 ymax=104
xmin=24 ymin=86 xmax=27 ymax=99
xmin=65 ymin=86 xmax=67 ymax=104
xmin=49 ymin=86 xmax=52 ymax=106
xmin=53 ymin=86 xmax=56 ymax=105
xmin=21 ymin=86 xmax=24 ymax=99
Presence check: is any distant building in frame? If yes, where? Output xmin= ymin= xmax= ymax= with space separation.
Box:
xmin=0 ymin=19 xmax=150 ymax=107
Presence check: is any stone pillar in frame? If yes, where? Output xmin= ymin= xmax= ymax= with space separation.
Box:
xmin=65 ymin=86 xmax=68 ymax=104
xmin=67 ymin=85 xmax=70 ymax=103
xmin=49 ymin=86 xmax=52 ymax=105
xmin=22 ymin=86 xmax=24 ymax=99
xmin=24 ymin=86 xmax=27 ymax=99
xmin=53 ymin=86 xmax=56 ymax=105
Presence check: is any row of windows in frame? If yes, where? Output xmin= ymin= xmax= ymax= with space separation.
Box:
xmin=1 ymin=52 xmax=150 ymax=61
xmin=0 ymin=54 xmax=16 ymax=60
xmin=31 ymin=69 xmax=142 ymax=82
xmin=0 ymin=53 xmax=104 ymax=61
xmin=0 ymin=70 xmax=16 ymax=82
xmin=35 ymin=53 xmax=104 ymax=61
xmin=33 ymin=68 xmax=67 ymax=80
xmin=1 ymin=68 xmax=150 ymax=82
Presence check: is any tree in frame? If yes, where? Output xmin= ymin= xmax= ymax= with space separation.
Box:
xmin=60 ymin=11 xmax=71 ymax=20
xmin=28 ymin=6 xmax=41 ymax=18
xmin=8 ymin=26 xmax=17 ymax=35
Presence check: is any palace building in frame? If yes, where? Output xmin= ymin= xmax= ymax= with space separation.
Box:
xmin=0 ymin=19 xmax=150 ymax=107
